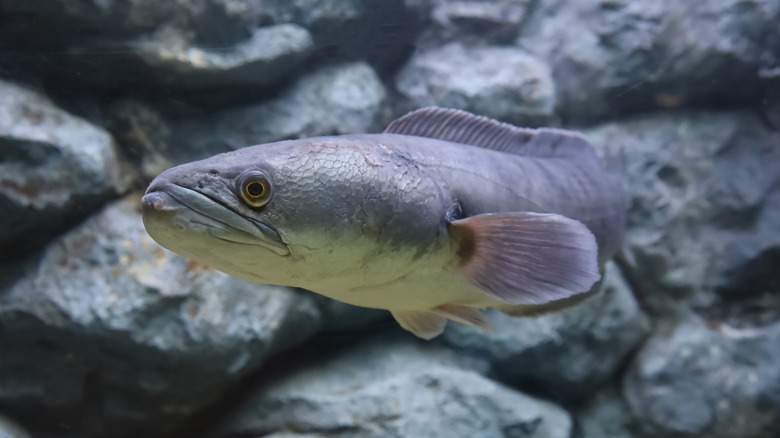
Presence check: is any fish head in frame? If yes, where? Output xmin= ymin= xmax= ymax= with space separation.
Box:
xmin=141 ymin=143 xmax=292 ymax=284
xmin=141 ymin=136 xmax=447 ymax=289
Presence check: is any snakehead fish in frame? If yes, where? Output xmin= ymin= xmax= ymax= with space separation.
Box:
xmin=142 ymin=107 xmax=624 ymax=339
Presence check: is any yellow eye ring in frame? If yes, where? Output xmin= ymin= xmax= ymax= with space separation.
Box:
xmin=237 ymin=171 xmax=273 ymax=207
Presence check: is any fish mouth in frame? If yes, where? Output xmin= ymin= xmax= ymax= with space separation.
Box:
xmin=142 ymin=178 xmax=290 ymax=256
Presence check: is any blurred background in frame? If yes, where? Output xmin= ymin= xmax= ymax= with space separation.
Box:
xmin=0 ymin=0 xmax=779 ymax=437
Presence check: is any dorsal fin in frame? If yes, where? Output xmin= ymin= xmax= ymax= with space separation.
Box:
xmin=384 ymin=107 xmax=597 ymax=160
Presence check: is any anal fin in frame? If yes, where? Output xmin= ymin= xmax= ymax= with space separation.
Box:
xmin=391 ymin=310 xmax=447 ymax=340
xmin=433 ymin=304 xmax=493 ymax=333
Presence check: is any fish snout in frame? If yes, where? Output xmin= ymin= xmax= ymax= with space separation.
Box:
xmin=142 ymin=177 xmax=180 ymax=213
xmin=144 ymin=175 xmax=175 ymax=195
xmin=145 ymin=179 xmax=191 ymax=221
xmin=141 ymin=191 xmax=178 ymax=213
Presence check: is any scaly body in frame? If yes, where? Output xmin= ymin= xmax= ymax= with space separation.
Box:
xmin=142 ymin=108 xmax=624 ymax=338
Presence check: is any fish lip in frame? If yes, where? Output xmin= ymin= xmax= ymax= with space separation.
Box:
xmin=143 ymin=177 xmax=290 ymax=256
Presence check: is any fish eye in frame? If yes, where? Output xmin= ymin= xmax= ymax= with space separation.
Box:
xmin=237 ymin=171 xmax=273 ymax=207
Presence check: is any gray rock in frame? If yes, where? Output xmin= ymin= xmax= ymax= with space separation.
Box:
xmin=422 ymin=0 xmax=532 ymax=46
xmin=442 ymin=262 xmax=649 ymax=402
xmin=208 ymin=334 xmax=571 ymax=438
xmin=0 ymin=79 xmax=133 ymax=250
xmin=38 ymin=23 xmax=313 ymax=95
xmin=396 ymin=42 xmax=556 ymax=125
xmin=0 ymin=413 xmax=30 ymax=438
xmin=107 ymin=100 xmax=176 ymax=182
xmin=174 ymin=61 xmax=386 ymax=160
xmin=309 ymin=295 xmax=391 ymax=333
xmin=576 ymin=386 xmax=639 ymax=438
xmin=0 ymin=196 xmax=323 ymax=437
xmin=131 ymin=24 xmax=314 ymax=89
xmin=0 ymin=0 xmax=182 ymax=39
xmin=762 ymin=68 xmax=780 ymax=128
xmin=0 ymin=0 xmax=416 ymax=92
xmin=585 ymin=110 xmax=780 ymax=323
xmin=624 ymin=318 xmax=780 ymax=438
xmin=517 ymin=0 xmax=780 ymax=121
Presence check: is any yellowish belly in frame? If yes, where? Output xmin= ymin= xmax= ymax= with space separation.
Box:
xmin=307 ymin=266 xmax=496 ymax=312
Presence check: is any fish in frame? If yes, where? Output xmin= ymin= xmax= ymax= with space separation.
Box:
xmin=141 ymin=107 xmax=625 ymax=339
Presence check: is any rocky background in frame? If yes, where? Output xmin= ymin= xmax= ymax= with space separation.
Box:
xmin=1 ymin=0 xmax=779 ymax=437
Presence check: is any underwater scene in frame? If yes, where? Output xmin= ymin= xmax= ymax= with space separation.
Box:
xmin=1 ymin=0 xmax=779 ymax=437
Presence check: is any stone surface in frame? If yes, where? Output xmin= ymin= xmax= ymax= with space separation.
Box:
xmin=207 ymin=333 xmax=571 ymax=438
xmin=310 ymin=295 xmax=391 ymax=333
xmin=576 ymin=386 xmax=638 ymax=438
xmin=624 ymin=318 xmax=780 ymax=438
xmin=517 ymin=0 xmax=780 ymax=121
xmin=422 ymin=0 xmax=532 ymax=46
xmin=0 ymin=0 xmax=417 ymax=93
xmin=173 ymin=61 xmax=386 ymax=161
xmin=396 ymin=42 xmax=556 ymax=125
xmin=0 ymin=79 xmax=133 ymax=251
xmin=762 ymin=69 xmax=780 ymax=128
xmin=5 ymin=23 xmax=314 ymax=95
xmin=132 ymin=24 xmax=314 ymax=89
xmin=107 ymin=99 xmax=176 ymax=182
xmin=585 ymin=110 xmax=780 ymax=324
xmin=442 ymin=262 xmax=649 ymax=402
xmin=0 ymin=413 xmax=31 ymax=438
xmin=0 ymin=196 xmax=323 ymax=438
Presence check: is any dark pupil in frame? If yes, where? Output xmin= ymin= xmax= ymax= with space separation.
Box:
xmin=247 ymin=181 xmax=264 ymax=197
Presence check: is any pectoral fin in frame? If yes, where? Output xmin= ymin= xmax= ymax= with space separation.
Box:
xmin=391 ymin=310 xmax=447 ymax=340
xmin=448 ymin=212 xmax=600 ymax=305
xmin=498 ymin=276 xmax=605 ymax=317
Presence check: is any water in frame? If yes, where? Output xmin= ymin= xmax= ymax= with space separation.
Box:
xmin=0 ymin=1 xmax=778 ymax=437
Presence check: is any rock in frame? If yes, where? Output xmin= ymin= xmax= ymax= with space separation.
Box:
xmin=442 ymin=262 xmax=649 ymax=402
xmin=421 ymin=0 xmax=531 ymax=46
xmin=287 ymin=0 xmax=419 ymax=73
xmin=2 ymin=21 xmax=313 ymax=96
xmin=132 ymin=24 xmax=314 ymax=89
xmin=27 ymin=23 xmax=313 ymax=98
xmin=0 ymin=0 xmax=416 ymax=93
xmin=0 ymin=196 xmax=323 ymax=438
xmin=761 ymin=67 xmax=780 ymax=130
xmin=585 ymin=110 xmax=780 ymax=323
xmin=107 ymin=100 xmax=176 ymax=182
xmin=309 ymin=295 xmax=391 ymax=333
xmin=623 ymin=318 xmax=780 ymax=437
xmin=576 ymin=386 xmax=639 ymax=438
xmin=172 ymin=61 xmax=386 ymax=161
xmin=0 ymin=0 xmax=178 ymax=42
xmin=207 ymin=333 xmax=571 ymax=438
xmin=0 ymin=413 xmax=31 ymax=438
xmin=0 ymin=79 xmax=133 ymax=252
xmin=517 ymin=0 xmax=780 ymax=122
xmin=396 ymin=42 xmax=556 ymax=126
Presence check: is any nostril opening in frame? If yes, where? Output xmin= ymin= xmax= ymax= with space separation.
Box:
xmin=198 ymin=181 xmax=205 ymax=189
xmin=209 ymin=169 xmax=219 ymax=175
xmin=142 ymin=192 xmax=176 ymax=212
